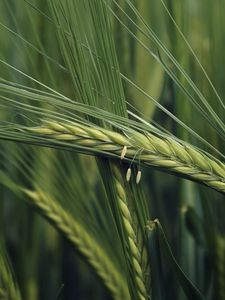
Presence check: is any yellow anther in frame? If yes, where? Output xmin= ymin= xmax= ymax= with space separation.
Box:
xmin=120 ymin=145 xmax=127 ymax=160
xmin=126 ymin=168 xmax=132 ymax=182
xmin=136 ymin=170 xmax=142 ymax=184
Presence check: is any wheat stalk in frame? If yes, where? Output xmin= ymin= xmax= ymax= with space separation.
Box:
xmin=26 ymin=121 xmax=225 ymax=194
xmin=0 ymin=250 xmax=21 ymax=300
xmin=22 ymin=188 xmax=130 ymax=300
xmin=0 ymin=271 xmax=18 ymax=300
xmin=215 ymin=236 xmax=225 ymax=300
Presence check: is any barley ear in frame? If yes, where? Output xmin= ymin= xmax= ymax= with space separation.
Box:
xmin=27 ymin=121 xmax=225 ymax=194
xmin=112 ymin=164 xmax=148 ymax=300
xmin=22 ymin=188 xmax=130 ymax=300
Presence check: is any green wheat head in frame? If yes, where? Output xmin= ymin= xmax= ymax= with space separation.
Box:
xmin=22 ymin=187 xmax=130 ymax=300
xmin=25 ymin=120 xmax=225 ymax=194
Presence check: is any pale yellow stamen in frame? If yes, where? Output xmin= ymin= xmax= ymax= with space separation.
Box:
xmin=136 ymin=170 xmax=141 ymax=184
xmin=120 ymin=145 xmax=127 ymax=160
xmin=126 ymin=168 xmax=132 ymax=182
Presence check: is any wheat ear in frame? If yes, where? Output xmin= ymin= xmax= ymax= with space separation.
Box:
xmin=111 ymin=164 xmax=148 ymax=300
xmin=22 ymin=188 xmax=130 ymax=300
xmin=26 ymin=121 xmax=225 ymax=194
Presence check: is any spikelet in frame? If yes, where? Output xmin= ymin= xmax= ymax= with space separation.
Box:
xmin=126 ymin=168 xmax=132 ymax=182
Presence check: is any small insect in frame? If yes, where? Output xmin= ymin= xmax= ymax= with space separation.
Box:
xmin=126 ymin=167 xmax=132 ymax=182
xmin=120 ymin=145 xmax=127 ymax=160
xmin=136 ymin=170 xmax=142 ymax=184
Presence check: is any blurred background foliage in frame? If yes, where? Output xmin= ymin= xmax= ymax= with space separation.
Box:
xmin=0 ymin=0 xmax=225 ymax=299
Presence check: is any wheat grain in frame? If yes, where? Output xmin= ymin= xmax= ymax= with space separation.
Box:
xmin=26 ymin=121 xmax=225 ymax=194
